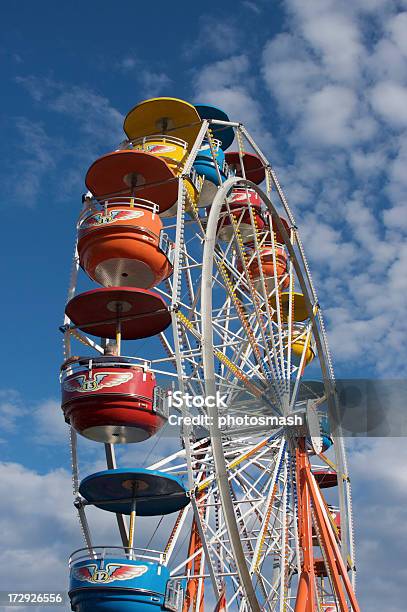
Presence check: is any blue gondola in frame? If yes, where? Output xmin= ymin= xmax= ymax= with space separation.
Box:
xmin=193 ymin=104 xmax=233 ymax=207
xmin=320 ymin=414 xmax=334 ymax=452
xmin=297 ymin=381 xmax=334 ymax=453
xmin=69 ymin=549 xmax=184 ymax=611
xmin=195 ymin=104 xmax=234 ymax=150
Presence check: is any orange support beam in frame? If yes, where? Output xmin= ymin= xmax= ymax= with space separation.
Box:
xmin=183 ymin=516 xmax=204 ymax=612
xmin=214 ymin=585 xmax=227 ymax=611
xmin=305 ymin=468 xmax=360 ymax=612
xmin=294 ymin=438 xmax=360 ymax=612
xmin=184 ymin=460 xmax=207 ymax=612
xmin=295 ymin=439 xmax=316 ymax=612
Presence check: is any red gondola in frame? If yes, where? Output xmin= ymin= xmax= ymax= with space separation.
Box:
xmin=313 ymin=507 xmax=341 ymax=548
xmin=61 ymin=357 xmax=167 ymax=443
xmin=313 ymin=468 xmax=338 ymax=489
xmin=262 ymin=213 xmax=291 ymax=244
xmin=315 ymin=556 xmax=351 ymax=578
xmin=225 ymin=151 xmax=266 ymax=185
xmin=65 ymin=287 xmax=171 ymax=339
xmin=217 ymin=186 xmax=265 ymax=242
xmin=85 ymin=150 xmax=178 ymax=214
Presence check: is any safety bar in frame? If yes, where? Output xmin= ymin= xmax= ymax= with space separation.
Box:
xmin=69 ymin=546 xmax=164 ymax=566
xmin=128 ymin=134 xmax=189 ymax=150
xmin=78 ymin=197 xmax=160 ymax=227
xmin=60 ymin=355 xmax=152 ymax=376
xmin=165 ymin=580 xmax=184 ymax=611
xmin=159 ymin=232 xmax=175 ymax=265
xmin=153 ymin=386 xmax=171 ymax=419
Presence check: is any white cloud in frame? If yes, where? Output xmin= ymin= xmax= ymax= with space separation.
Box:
xmin=368 ymin=38 xmax=407 ymax=82
xmin=0 ymin=389 xmax=26 ymax=432
xmin=300 ymin=85 xmax=358 ymax=147
xmin=118 ymin=56 xmax=138 ymax=71
xmin=16 ymin=76 xmax=123 ymax=144
xmin=347 ymin=438 xmax=407 ymax=610
xmin=383 ymin=203 xmax=407 ymax=230
xmin=387 ymin=11 xmax=407 ymax=56
xmin=193 ymin=55 xmax=275 ymax=151
xmin=0 ymin=390 xmax=72 ymax=446
xmin=349 ymin=436 xmax=407 ymax=501
xmin=194 ymin=55 xmax=250 ymax=93
xmin=33 ymin=399 xmax=68 ymax=445
xmin=370 ymin=81 xmax=407 ymax=127
xmin=0 ymin=390 xmax=86 ymax=447
xmin=0 ymin=463 xmax=74 ymax=550
xmin=116 ymin=57 xmax=172 ymax=97
xmin=0 ymin=460 xmax=119 ymax=609
xmin=262 ymin=34 xmax=323 ymax=118
xmin=4 ymin=118 xmax=59 ymax=205
xmin=383 ymin=136 xmax=407 ymax=229
xmin=350 ymin=148 xmax=387 ymax=177
xmin=259 ymin=0 xmax=407 ymax=379
xmin=242 ymin=0 xmax=261 ymax=14
xmin=185 ymin=19 xmax=242 ymax=59
xmin=344 ymin=199 xmax=393 ymax=263
xmin=300 ymin=13 xmax=363 ymax=82
xmin=352 ymin=0 xmax=394 ymax=11
xmin=300 ymin=216 xmax=357 ymax=271
xmin=137 ymin=70 xmax=172 ymax=98
xmin=5 ymin=77 xmax=124 ymax=206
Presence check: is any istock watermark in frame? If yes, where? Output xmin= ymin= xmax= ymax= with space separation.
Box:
xmin=167 ymin=390 xmax=228 ymax=409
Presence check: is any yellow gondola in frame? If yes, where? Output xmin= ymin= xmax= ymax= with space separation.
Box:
xmin=124 ymin=97 xmax=202 ymax=150
xmin=270 ymin=291 xmax=310 ymax=322
xmin=290 ymin=327 xmax=315 ymax=366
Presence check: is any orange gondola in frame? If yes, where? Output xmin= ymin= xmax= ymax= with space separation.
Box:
xmin=78 ymin=197 xmax=173 ymax=288
xmin=238 ymin=242 xmax=289 ymax=292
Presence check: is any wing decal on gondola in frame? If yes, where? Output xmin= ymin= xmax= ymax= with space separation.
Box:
xmin=72 ymin=564 xmax=98 ymax=581
xmin=80 ymin=209 xmax=144 ymax=229
xmin=145 ymin=144 xmax=176 ymax=154
xmin=63 ymin=372 xmax=133 ymax=393
xmin=108 ymin=563 xmax=148 ymax=581
xmin=71 ymin=563 xmax=147 ymax=583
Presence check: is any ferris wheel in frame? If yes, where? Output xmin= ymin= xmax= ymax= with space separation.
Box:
xmin=60 ymin=97 xmax=360 ymax=612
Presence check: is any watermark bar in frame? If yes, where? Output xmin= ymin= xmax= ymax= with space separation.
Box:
xmin=154 ymin=378 xmax=407 ymax=438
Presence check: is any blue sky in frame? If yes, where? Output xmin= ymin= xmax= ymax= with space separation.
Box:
xmin=1 ymin=0 xmax=407 ymax=610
